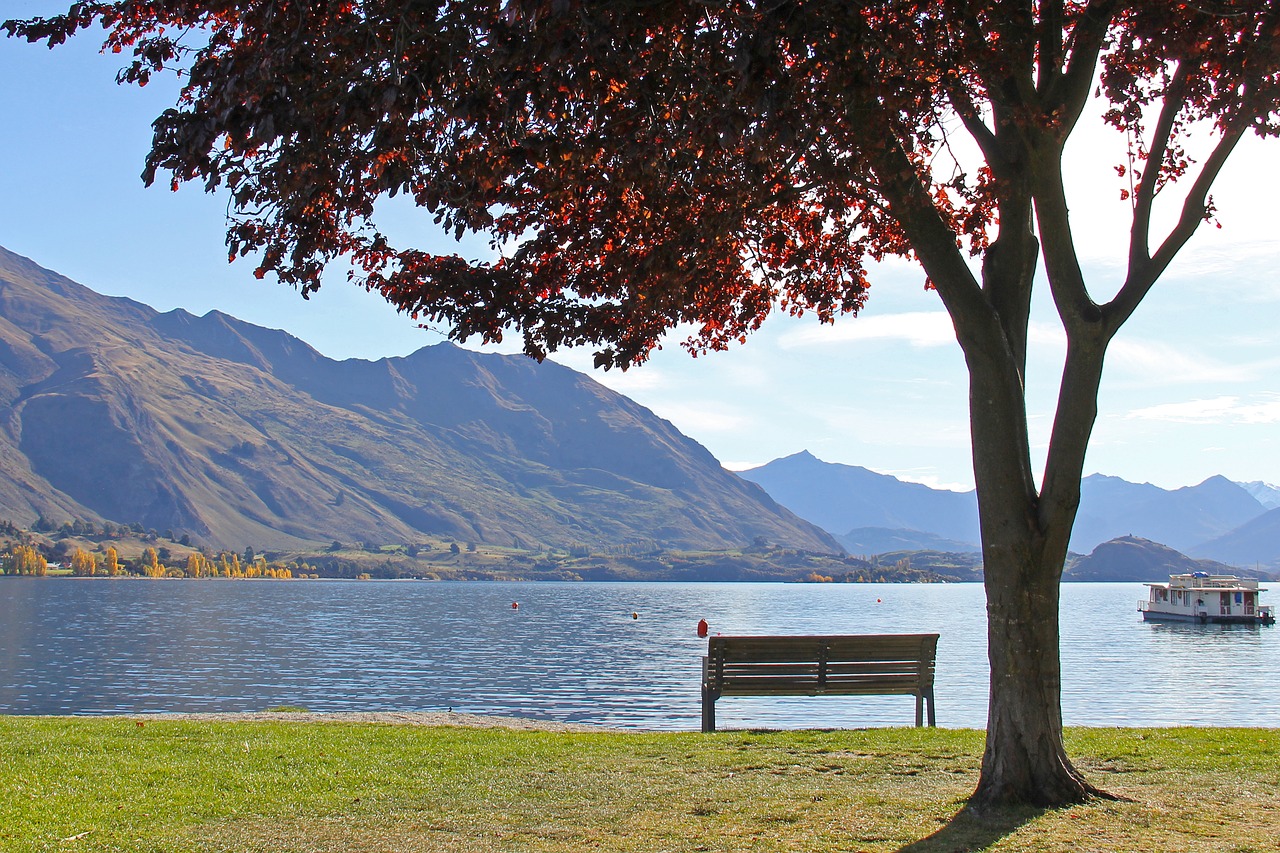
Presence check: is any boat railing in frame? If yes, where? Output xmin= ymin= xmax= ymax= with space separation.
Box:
xmin=1170 ymin=578 xmax=1258 ymax=590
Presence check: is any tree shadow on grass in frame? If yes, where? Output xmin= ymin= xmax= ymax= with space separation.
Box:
xmin=896 ymin=803 xmax=1043 ymax=853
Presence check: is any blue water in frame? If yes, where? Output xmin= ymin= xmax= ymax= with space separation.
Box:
xmin=0 ymin=579 xmax=1273 ymax=730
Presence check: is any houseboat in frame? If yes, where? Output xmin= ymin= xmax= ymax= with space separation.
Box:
xmin=1139 ymin=572 xmax=1275 ymax=625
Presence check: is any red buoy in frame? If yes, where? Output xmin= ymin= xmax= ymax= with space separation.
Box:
xmin=512 ymin=602 xmax=519 ymax=610
xmin=696 ymin=618 xmax=709 ymax=638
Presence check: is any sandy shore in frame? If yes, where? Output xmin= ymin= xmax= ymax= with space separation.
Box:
xmin=105 ymin=711 xmax=610 ymax=732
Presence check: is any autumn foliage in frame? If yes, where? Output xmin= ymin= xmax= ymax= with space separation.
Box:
xmin=4 ymin=544 xmax=48 ymax=576
xmin=8 ymin=3 xmax=1277 ymax=366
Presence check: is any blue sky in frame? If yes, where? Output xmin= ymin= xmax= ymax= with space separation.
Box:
xmin=3 ymin=8 xmax=1278 ymax=492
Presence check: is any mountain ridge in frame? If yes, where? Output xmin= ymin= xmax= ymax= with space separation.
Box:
xmin=1064 ymin=535 xmax=1237 ymax=582
xmin=741 ymin=451 xmax=1277 ymax=567
xmin=738 ymin=450 xmax=981 ymax=545
xmin=0 ymin=246 xmax=838 ymax=554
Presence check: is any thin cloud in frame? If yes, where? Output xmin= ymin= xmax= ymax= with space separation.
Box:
xmin=1164 ymin=239 xmax=1280 ymax=285
xmin=778 ymin=311 xmax=957 ymax=349
xmin=884 ymin=469 xmax=975 ymax=493
xmin=1107 ymin=339 xmax=1261 ymax=384
xmin=1125 ymin=395 xmax=1280 ymax=424
xmin=659 ymin=404 xmax=750 ymax=434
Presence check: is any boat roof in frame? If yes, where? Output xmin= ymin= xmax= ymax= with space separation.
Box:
xmin=1144 ymin=575 xmax=1268 ymax=592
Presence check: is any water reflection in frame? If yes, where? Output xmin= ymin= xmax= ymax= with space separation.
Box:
xmin=0 ymin=579 xmax=1274 ymax=729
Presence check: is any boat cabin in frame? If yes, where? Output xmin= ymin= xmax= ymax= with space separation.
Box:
xmin=1140 ymin=572 xmax=1275 ymax=625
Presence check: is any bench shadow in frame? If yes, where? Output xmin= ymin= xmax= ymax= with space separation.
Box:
xmin=896 ymin=803 xmax=1042 ymax=853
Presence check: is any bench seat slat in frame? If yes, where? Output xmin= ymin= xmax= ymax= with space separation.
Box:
xmin=718 ymin=665 xmax=928 ymax=681
xmin=720 ymin=677 xmax=927 ymax=695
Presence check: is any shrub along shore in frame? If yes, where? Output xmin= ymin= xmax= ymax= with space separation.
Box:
xmin=1 ymin=716 xmax=1275 ymax=852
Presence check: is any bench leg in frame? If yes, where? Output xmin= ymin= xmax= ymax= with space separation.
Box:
xmin=915 ymin=693 xmax=924 ymax=728
xmin=926 ymin=688 xmax=936 ymax=727
xmin=701 ymin=686 xmax=716 ymax=733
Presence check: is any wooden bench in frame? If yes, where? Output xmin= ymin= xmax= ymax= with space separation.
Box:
xmin=700 ymin=633 xmax=939 ymax=732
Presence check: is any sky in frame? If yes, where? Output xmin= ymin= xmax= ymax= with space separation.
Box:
xmin=2 ymin=8 xmax=1278 ymax=493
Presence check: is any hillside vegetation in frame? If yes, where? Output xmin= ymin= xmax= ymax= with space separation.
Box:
xmin=0 ymin=519 xmax=966 ymax=583
xmin=0 ymin=247 xmax=834 ymax=555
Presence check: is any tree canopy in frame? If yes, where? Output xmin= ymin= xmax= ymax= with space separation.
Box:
xmin=9 ymin=0 xmax=1280 ymax=810
xmin=15 ymin=1 xmax=1271 ymax=370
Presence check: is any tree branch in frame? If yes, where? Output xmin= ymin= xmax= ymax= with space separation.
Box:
xmin=871 ymin=138 xmax=988 ymax=342
xmin=1108 ymin=121 xmax=1247 ymax=327
xmin=1043 ymin=0 xmax=1120 ymax=136
xmin=1037 ymin=336 xmax=1107 ymax=554
xmin=1037 ymin=0 xmax=1065 ymax=92
xmin=947 ymin=83 xmax=1000 ymax=166
xmin=1127 ymin=60 xmax=1195 ymax=271
xmin=1029 ymin=138 xmax=1098 ymax=333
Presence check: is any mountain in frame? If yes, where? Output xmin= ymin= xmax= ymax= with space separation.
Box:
xmin=1065 ymin=535 xmax=1238 ymax=583
xmin=1236 ymin=480 xmax=1280 ymax=510
xmin=1071 ymin=474 xmax=1265 ymax=553
xmin=741 ymin=451 xmax=1270 ymax=559
xmin=0 ymin=246 xmax=838 ymax=553
xmin=1190 ymin=506 xmax=1280 ymax=570
xmin=737 ymin=451 xmax=981 ymax=546
xmin=837 ymin=527 xmax=981 ymax=555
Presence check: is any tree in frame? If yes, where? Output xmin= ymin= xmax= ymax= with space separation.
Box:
xmin=186 ymin=552 xmax=210 ymax=577
xmin=8 ymin=1 xmax=1279 ymax=808
xmin=141 ymin=546 xmax=165 ymax=578
xmin=7 ymin=545 xmax=48 ymax=576
xmin=104 ymin=546 xmax=121 ymax=577
xmin=70 ymin=548 xmax=98 ymax=576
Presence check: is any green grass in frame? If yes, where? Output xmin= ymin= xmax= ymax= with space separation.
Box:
xmin=1 ymin=718 xmax=1277 ymax=852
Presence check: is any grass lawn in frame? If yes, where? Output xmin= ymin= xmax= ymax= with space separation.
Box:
xmin=1 ymin=717 xmax=1277 ymax=852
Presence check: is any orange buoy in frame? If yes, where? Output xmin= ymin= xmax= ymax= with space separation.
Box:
xmin=696 ymin=618 xmax=709 ymax=638
xmin=631 ymin=612 xmax=639 ymax=620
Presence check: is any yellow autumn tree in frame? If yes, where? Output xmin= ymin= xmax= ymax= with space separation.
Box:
xmin=103 ymin=546 xmax=120 ymax=577
xmin=185 ymin=552 xmax=213 ymax=578
xmin=216 ymin=551 xmax=244 ymax=577
xmin=8 ymin=545 xmax=47 ymax=576
xmin=141 ymin=546 xmax=165 ymax=578
xmin=70 ymin=548 xmax=98 ymax=576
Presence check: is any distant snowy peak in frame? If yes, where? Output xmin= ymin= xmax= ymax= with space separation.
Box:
xmin=1237 ymin=481 xmax=1280 ymax=510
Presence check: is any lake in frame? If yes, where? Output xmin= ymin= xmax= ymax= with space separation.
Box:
xmin=0 ymin=579 xmax=1274 ymax=730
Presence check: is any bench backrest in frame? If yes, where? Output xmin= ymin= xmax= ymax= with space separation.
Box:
xmin=704 ymin=633 xmax=938 ymax=697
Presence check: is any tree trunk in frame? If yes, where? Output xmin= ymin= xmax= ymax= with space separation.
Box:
xmin=970 ymin=546 xmax=1097 ymax=809
xmin=880 ymin=103 xmax=1118 ymax=810
xmin=961 ymin=325 xmax=1111 ymax=810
